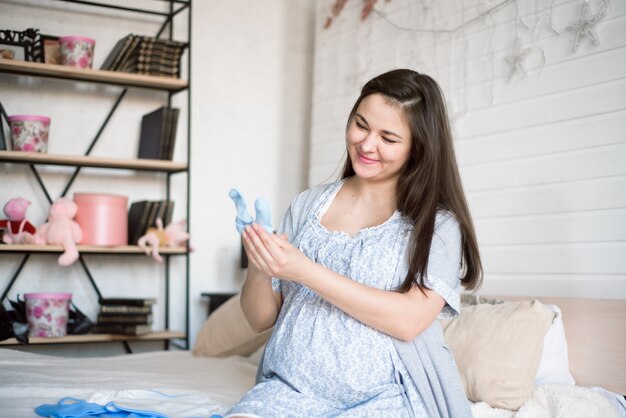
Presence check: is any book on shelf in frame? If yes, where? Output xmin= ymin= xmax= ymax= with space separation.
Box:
xmin=119 ymin=43 xmax=183 ymax=72
xmin=100 ymin=297 xmax=157 ymax=307
xmin=0 ymin=116 xmax=7 ymax=151
xmin=163 ymin=200 xmax=175 ymax=227
xmin=100 ymin=34 xmax=135 ymax=71
xmin=138 ymin=106 xmax=179 ymax=161
xmin=100 ymin=34 xmax=186 ymax=78
xmin=100 ymin=304 xmax=152 ymax=314
xmin=94 ymin=323 xmax=152 ymax=336
xmin=127 ymin=200 xmax=151 ymax=245
xmin=162 ymin=108 xmax=179 ymax=161
xmin=97 ymin=313 xmax=153 ymax=325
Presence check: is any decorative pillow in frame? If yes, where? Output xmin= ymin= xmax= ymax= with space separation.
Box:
xmin=440 ymin=300 xmax=555 ymax=410
xmin=192 ymin=293 xmax=272 ymax=358
xmin=535 ymin=305 xmax=576 ymax=386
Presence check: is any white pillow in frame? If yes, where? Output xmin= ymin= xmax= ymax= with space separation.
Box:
xmin=535 ymin=305 xmax=576 ymax=386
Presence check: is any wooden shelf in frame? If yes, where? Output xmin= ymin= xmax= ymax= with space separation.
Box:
xmin=0 ymin=150 xmax=188 ymax=173
xmin=0 ymin=244 xmax=188 ymax=255
xmin=0 ymin=60 xmax=187 ymax=92
xmin=0 ymin=330 xmax=185 ymax=346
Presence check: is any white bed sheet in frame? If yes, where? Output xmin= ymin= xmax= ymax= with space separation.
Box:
xmin=0 ymin=348 xmax=257 ymax=417
xmin=1 ymin=348 xmax=621 ymax=418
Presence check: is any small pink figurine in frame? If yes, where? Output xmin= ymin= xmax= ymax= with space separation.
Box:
xmin=0 ymin=197 xmax=41 ymax=244
xmin=137 ymin=218 xmax=190 ymax=263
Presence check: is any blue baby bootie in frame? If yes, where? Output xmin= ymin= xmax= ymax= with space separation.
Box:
xmin=228 ymin=189 xmax=273 ymax=234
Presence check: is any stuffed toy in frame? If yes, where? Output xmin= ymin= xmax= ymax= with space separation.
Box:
xmin=228 ymin=188 xmax=273 ymax=234
xmin=0 ymin=197 xmax=41 ymax=244
xmin=137 ymin=218 xmax=190 ymax=263
xmin=36 ymin=198 xmax=83 ymax=266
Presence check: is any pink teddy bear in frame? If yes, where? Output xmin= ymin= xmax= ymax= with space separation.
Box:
xmin=37 ymin=198 xmax=83 ymax=266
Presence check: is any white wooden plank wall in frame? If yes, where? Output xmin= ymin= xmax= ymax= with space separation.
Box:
xmin=310 ymin=0 xmax=626 ymax=299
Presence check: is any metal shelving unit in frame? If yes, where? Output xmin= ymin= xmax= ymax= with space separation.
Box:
xmin=0 ymin=0 xmax=192 ymax=352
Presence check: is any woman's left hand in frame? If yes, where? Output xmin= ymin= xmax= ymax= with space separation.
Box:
xmin=243 ymin=223 xmax=312 ymax=282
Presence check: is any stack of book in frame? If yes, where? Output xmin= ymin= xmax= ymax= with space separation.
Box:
xmin=95 ymin=297 xmax=156 ymax=336
xmin=100 ymin=34 xmax=187 ymax=78
xmin=127 ymin=199 xmax=175 ymax=245
xmin=138 ymin=106 xmax=179 ymax=160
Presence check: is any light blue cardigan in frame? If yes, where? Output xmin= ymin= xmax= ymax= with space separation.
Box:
xmin=256 ymin=183 xmax=472 ymax=418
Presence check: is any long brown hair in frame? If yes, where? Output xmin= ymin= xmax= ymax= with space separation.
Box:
xmin=342 ymin=69 xmax=482 ymax=292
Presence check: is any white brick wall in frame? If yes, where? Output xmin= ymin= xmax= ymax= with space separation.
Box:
xmin=310 ymin=0 xmax=626 ymax=299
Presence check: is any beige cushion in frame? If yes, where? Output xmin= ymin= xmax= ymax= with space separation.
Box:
xmin=441 ymin=300 xmax=555 ymax=411
xmin=192 ymin=293 xmax=272 ymax=357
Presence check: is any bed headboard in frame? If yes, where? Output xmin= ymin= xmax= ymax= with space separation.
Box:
xmin=495 ymin=296 xmax=626 ymax=395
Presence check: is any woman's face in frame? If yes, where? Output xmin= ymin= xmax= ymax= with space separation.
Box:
xmin=346 ymin=93 xmax=412 ymax=183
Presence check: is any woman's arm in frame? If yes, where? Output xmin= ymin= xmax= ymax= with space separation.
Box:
xmin=243 ymin=223 xmax=445 ymax=341
xmin=240 ymin=244 xmax=283 ymax=333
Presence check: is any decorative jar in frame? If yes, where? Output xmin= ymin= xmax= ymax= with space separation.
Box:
xmin=59 ymin=36 xmax=95 ymax=69
xmin=24 ymin=293 xmax=72 ymax=338
xmin=8 ymin=115 xmax=50 ymax=152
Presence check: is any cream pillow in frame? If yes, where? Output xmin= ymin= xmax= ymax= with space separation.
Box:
xmin=441 ymin=300 xmax=555 ymax=411
xmin=192 ymin=293 xmax=272 ymax=357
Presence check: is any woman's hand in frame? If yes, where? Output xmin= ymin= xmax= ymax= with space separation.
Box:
xmin=242 ymin=223 xmax=312 ymax=282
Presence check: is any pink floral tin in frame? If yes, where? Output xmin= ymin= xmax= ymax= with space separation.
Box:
xmin=8 ymin=115 xmax=51 ymax=153
xmin=24 ymin=292 xmax=72 ymax=338
xmin=74 ymin=193 xmax=128 ymax=246
xmin=59 ymin=36 xmax=95 ymax=69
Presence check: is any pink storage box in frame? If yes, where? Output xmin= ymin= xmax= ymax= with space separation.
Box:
xmin=8 ymin=115 xmax=51 ymax=153
xmin=24 ymin=292 xmax=72 ymax=338
xmin=59 ymin=36 xmax=96 ymax=69
xmin=74 ymin=193 xmax=128 ymax=246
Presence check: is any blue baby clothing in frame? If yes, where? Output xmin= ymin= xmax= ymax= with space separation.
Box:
xmin=226 ymin=181 xmax=471 ymax=418
xmin=36 ymin=391 xmax=220 ymax=418
xmin=35 ymin=397 xmax=167 ymax=418
xmin=228 ymin=189 xmax=273 ymax=233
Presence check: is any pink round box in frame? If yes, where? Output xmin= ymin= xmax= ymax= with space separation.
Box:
xmin=59 ymin=36 xmax=96 ymax=69
xmin=8 ymin=115 xmax=51 ymax=153
xmin=24 ymin=292 xmax=72 ymax=338
xmin=74 ymin=193 xmax=128 ymax=246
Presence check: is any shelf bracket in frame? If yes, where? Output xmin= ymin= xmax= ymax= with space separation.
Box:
xmin=78 ymin=255 xmax=103 ymax=302
xmin=60 ymin=89 xmax=128 ymax=198
xmin=0 ymin=254 xmax=30 ymax=301
xmin=30 ymin=165 xmax=54 ymax=204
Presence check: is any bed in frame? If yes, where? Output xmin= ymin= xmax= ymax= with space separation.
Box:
xmin=0 ymin=294 xmax=624 ymax=418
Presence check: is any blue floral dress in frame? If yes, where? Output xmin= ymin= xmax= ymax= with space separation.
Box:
xmin=226 ymin=181 xmax=463 ymax=418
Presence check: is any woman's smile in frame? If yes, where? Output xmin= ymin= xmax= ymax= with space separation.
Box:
xmin=357 ymin=152 xmax=379 ymax=165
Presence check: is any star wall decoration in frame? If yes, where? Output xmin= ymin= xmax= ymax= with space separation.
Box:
xmin=567 ymin=0 xmax=610 ymax=53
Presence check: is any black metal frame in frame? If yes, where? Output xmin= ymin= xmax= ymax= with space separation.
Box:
xmin=0 ymin=0 xmax=192 ymax=353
